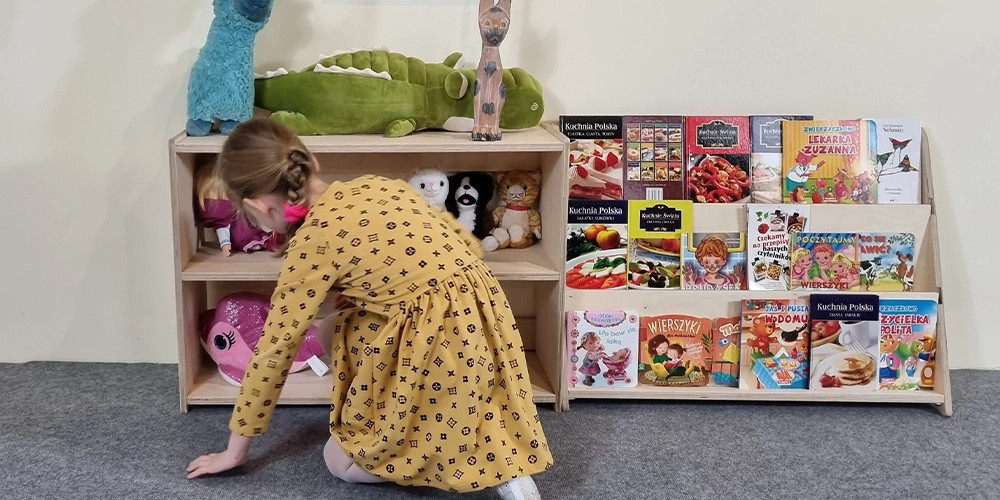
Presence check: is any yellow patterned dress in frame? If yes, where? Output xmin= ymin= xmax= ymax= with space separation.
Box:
xmin=230 ymin=174 xmax=553 ymax=492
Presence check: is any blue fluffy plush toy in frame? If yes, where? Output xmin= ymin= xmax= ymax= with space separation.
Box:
xmin=186 ymin=0 xmax=275 ymax=136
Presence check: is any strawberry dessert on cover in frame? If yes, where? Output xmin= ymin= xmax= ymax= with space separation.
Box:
xmin=568 ymin=139 xmax=623 ymax=199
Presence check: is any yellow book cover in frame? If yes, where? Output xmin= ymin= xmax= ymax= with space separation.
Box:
xmin=626 ymin=200 xmax=692 ymax=289
xmin=781 ymin=120 xmax=874 ymax=204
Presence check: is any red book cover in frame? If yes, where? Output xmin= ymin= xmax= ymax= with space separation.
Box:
xmin=685 ymin=116 xmax=752 ymax=203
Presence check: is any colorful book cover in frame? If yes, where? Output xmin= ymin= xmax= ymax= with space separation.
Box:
xmin=566 ymin=310 xmax=640 ymax=388
xmin=622 ymin=115 xmax=685 ymax=200
xmin=685 ymin=116 xmax=751 ymax=203
xmin=638 ymin=314 xmax=713 ymax=387
xmin=750 ymin=115 xmax=813 ymax=203
xmin=781 ymin=120 xmax=874 ymax=204
xmin=560 ymin=115 xmax=625 ymax=200
xmin=566 ymin=200 xmax=628 ymax=290
xmin=626 ymin=200 xmax=693 ymax=289
xmin=711 ymin=316 xmax=741 ymax=387
xmin=879 ymin=299 xmax=938 ymax=390
xmin=681 ymin=232 xmax=747 ymax=290
xmin=789 ymin=232 xmax=861 ymax=291
xmin=809 ymin=294 xmax=880 ymax=391
xmin=858 ymin=232 xmax=917 ymax=292
xmin=747 ymin=204 xmax=811 ymax=290
xmin=740 ymin=299 xmax=810 ymax=390
xmin=865 ymin=119 xmax=922 ymax=204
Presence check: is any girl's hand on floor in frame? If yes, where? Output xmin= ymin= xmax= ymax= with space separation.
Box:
xmin=186 ymin=450 xmax=246 ymax=478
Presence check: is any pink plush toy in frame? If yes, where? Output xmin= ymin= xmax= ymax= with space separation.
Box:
xmin=199 ymin=292 xmax=328 ymax=386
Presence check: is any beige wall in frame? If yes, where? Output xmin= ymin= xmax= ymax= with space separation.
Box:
xmin=0 ymin=0 xmax=996 ymax=367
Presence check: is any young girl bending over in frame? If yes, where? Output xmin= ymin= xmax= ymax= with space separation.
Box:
xmin=186 ymin=119 xmax=551 ymax=499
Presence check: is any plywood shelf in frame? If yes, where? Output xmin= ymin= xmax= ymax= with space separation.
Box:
xmin=172 ymin=126 xmax=565 ymax=154
xmin=188 ymin=350 xmax=556 ymax=406
xmin=182 ymin=244 xmax=560 ymax=282
xmin=568 ymin=386 xmax=944 ymax=405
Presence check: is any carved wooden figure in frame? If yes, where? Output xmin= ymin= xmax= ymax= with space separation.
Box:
xmin=472 ymin=0 xmax=511 ymax=142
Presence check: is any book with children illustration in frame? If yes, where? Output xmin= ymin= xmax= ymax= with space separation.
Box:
xmin=750 ymin=115 xmax=813 ymax=203
xmin=858 ymin=232 xmax=917 ymax=291
xmin=638 ymin=314 xmax=713 ymax=387
xmin=681 ymin=232 xmax=747 ymax=290
xmin=747 ymin=204 xmax=811 ymax=290
xmin=782 ymin=120 xmax=874 ymax=204
xmin=566 ymin=310 xmax=640 ymax=388
xmin=879 ymin=298 xmax=938 ymax=390
xmin=865 ymin=119 xmax=922 ymax=204
xmin=789 ymin=232 xmax=862 ymax=291
xmin=740 ymin=298 xmax=810 ymax=390
xmin=809 ymin=294 xmax=881 ymax=391
xmin=711 ymin=316 xmax=741 ymax=387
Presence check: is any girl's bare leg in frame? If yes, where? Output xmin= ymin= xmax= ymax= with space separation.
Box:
xmin=323 ymin=437 xmax=388 ymax=484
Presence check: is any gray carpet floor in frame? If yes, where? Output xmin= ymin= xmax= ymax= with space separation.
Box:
xmin=1 ymin=363 xmax=998 ymax=500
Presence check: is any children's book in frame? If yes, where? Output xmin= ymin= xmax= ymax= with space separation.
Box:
xmin=782 ymin=120 xmax=874 ymax=204
xmin=740 ymin=298 xmax=810 ymax=390
xmin=865 ymin=119 xmax=922 ymax=204
xmin=626 ymin=200 xmax=693 ymax=289
xmin=560 ymin=115 xmax=625 ymax=200
xmin=750 ymin=115 xmax=813 ymax=204
xmin=858 ymin=232 xmax=917 ymax=292
xmin=879 ymin=299 xmax=938 ymax=390
xmin=789 ymin=232 xmax=861 ymax=291
xmin=638 ymin=314 xmax=713 ymax=387
xmin=809 ymin=294 xmax=880 ymax=391
xmin=566 ymin=310 xmax=640 ymax=389
xmin=681 ymin=232 xmax=747 ymax=290
xmin=711 ymin=316 xmax=741 ymax=387
xmin=685 ymin=116 xmax=751 ymax=203
xmin=747 ymin=204 xmax=812 ymax=290
xmin=622 ymin=115 xmax=685 ymax=200
xmin=566 ymin=200 xmax=629 ymax=290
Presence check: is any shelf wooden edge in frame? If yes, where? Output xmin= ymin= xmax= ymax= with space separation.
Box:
xmin=566 ymin=386 xmax=944 ymax=404
xmin=187 ymin=350 xmax=556 ymax=406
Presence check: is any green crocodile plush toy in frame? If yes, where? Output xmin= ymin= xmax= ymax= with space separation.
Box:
xmin=252 ymin=49 xmax=544 ymax=137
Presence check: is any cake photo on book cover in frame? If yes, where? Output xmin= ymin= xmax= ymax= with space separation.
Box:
xmin=638 ymin=314 xmax=713 ymax=387
xmin=782 ymin=120 xmax=874 ymax=204
xmin=789 ymin=232 xmax=862 ymax=291
xmin=685 ymin=116 xmax=751 ymax=203
xmin=740 ymin=298 xmax=810 ymax=390
xmin=566 ymin=200 xmax=629 ymax=290
xmin=626 ymin=200 xmax=693 ymax=289
xmin=622 ymin=115 xmax=685 ymax=200
xmin=879 ymin=299 xmax=938 ymax=390
xmin=566 ymin=310 xmax=640 ymax=388
xmin=711 ymin=316 xmax=741 ymax=387
xmin=747 ymin=204 xmax=811 ymax=290
xmin=865 ymin=119 xmax=922 ymax=204
xmin=681 ymin=232 xmax=747 ymax=290
xmin=560 ymin=115 xmax=625 ymax=200
xmin=750 ymin=115 xmax=813 ymax=203
xmin=809 ymin=294 xmax=880 ymax=391
xmin=858 ymin=232 xmax=917 ymax=291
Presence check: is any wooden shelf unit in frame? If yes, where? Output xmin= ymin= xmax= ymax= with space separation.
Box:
xmin=556 ymin=129 xmax=953 ymax=416
xmin=169 ymin=125 xmax=569 ymax=413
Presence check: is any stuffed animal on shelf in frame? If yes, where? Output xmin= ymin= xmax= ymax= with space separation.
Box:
xmin=482 ymin=171 xmax=542 ymax=252
xmin=186 ymin=0 xmax=275 ymax=136
xmin=199 ymin=292 xmax=327 ymax=386
xmin=252 ymin=48 xmax=544 ymax=137
xmin=196 ymin=164 xmax=282 ymax=255
xmin=445 ymin=172 xmax=495 ymax=239
xmin=408 ymin=168 xmax=449 ymax=212
xmin=472 ymin=0 xmax=512 ymax=142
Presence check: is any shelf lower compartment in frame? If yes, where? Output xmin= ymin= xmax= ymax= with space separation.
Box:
xmin=568 ymin=385 xmax=944 ymax=404
xmin=187 ymin=350 xmax=556 ymax=406
xmin=183 ymin=244 xmax=559 ymax=282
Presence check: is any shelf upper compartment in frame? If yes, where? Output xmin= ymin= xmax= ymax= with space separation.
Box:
xmin=183 ymin=244 xmax=560 ymax=282
xmin=171 ymin=126 xmax=566 ymax=154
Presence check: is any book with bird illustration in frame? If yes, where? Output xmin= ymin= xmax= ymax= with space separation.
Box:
xmin=781 ymin=120 xmax=874 ymax=204
xmin=740 ymin=298 xmax=811 ymax=390
xmin=711 ymin=316 xmax=741 ymax=387
xmin=865 ymin=119 xmax=922 ymax=204
xmin=638 ymin=314 xmax=713 ymax=387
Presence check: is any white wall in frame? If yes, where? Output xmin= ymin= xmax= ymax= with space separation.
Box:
xmin=0 ymin=0 xmax=996 ymax=368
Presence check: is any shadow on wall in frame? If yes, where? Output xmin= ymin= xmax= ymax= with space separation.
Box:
xmin=514 ymin=2 xmax=560 ymax=118
xmin=255 ymin=0 xmax=315 ymax=70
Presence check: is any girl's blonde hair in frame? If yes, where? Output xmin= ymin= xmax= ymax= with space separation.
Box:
xmin=215 ymin=119 xmax=315 ymax=253
xmin=195 ymin=159 xmax=229 ymax=211
xmin=831 ymin=253 xmax=853 ymax=269
xmin=790 ymin=247 xmax=812 ymax=265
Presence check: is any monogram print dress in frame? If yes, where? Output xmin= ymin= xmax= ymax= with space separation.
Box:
xmin=229 ymin=174 xmax=553 ymax=492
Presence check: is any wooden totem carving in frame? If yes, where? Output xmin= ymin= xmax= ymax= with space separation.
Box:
xmin=472 ymin=0 xmax=511 ymax=142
